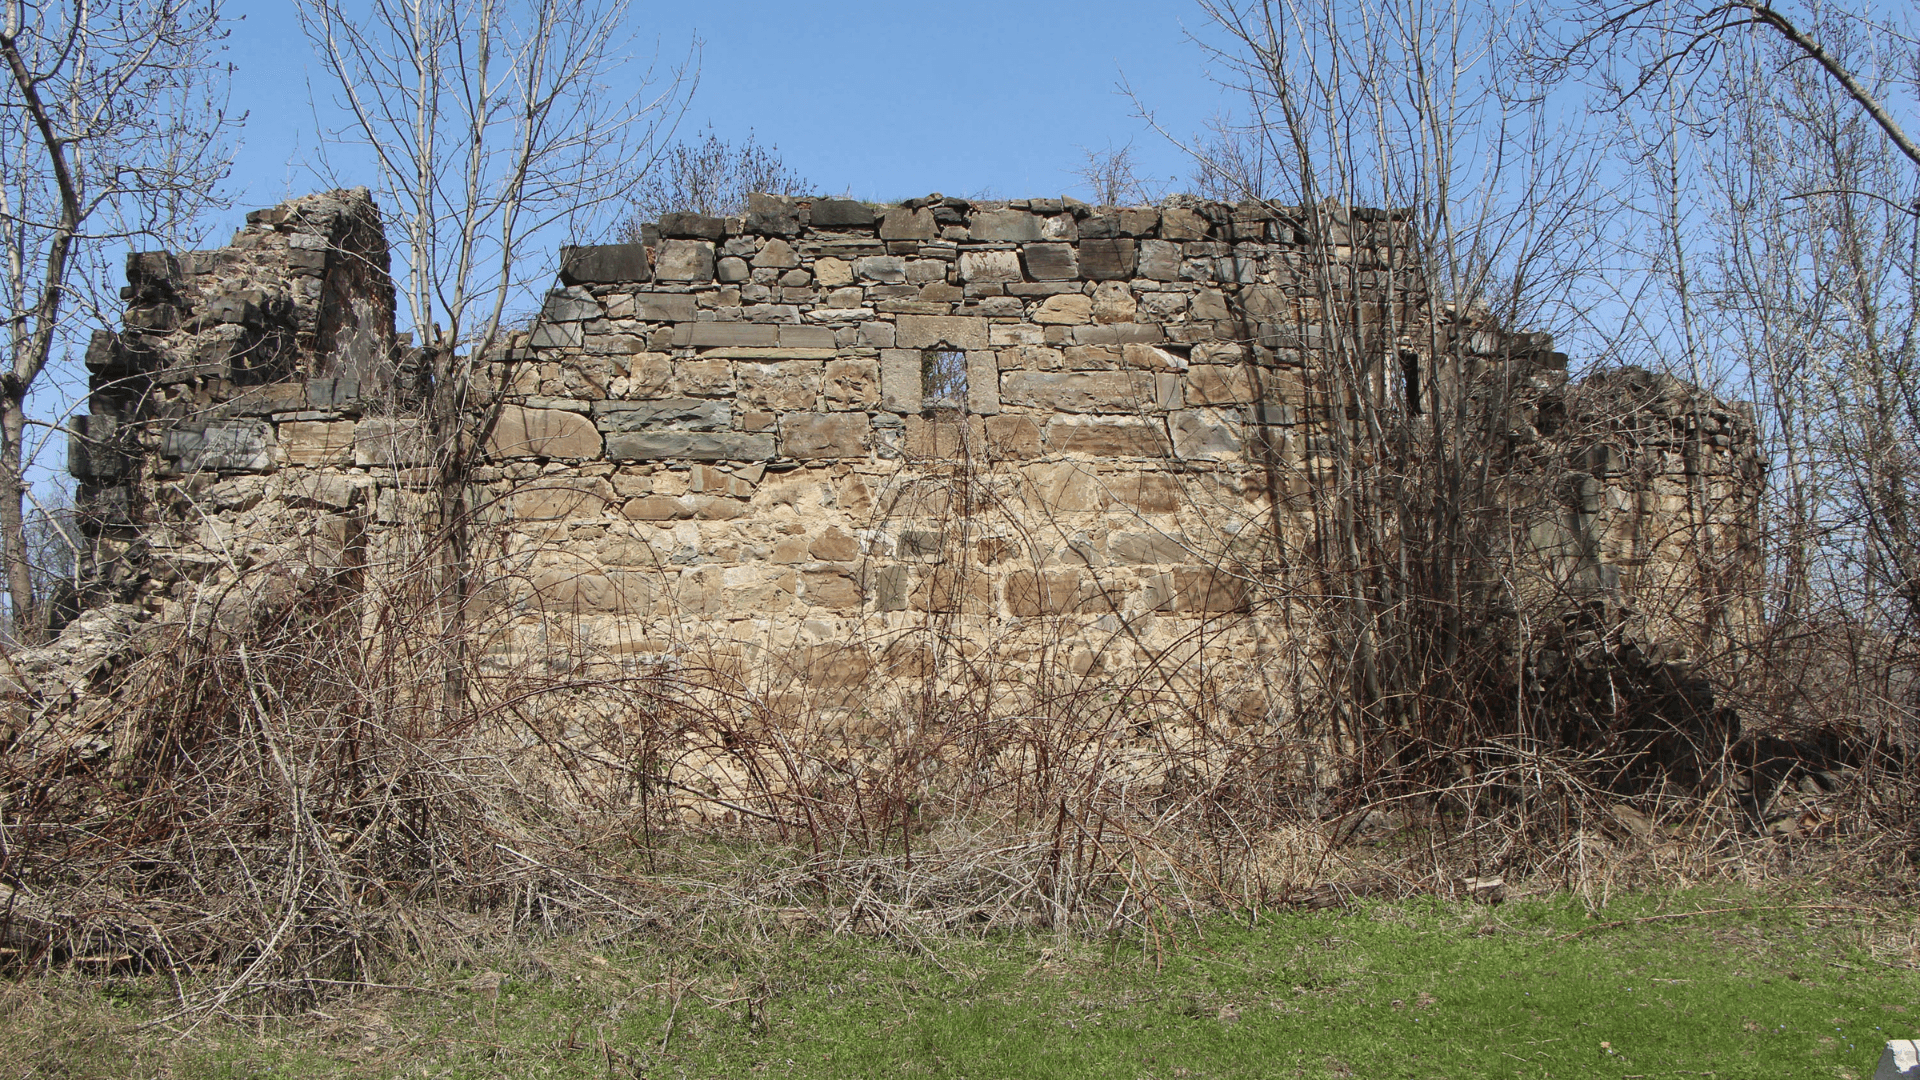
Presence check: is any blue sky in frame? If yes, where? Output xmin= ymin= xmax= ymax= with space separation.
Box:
xmin=222 ymin=0 xmax=1236 ymax=214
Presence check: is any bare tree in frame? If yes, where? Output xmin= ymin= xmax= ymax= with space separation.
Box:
xmin=1072 ymin=140 xmax=1167 ymax=206
xmin=0 ymin=0 xmax=234 ymax=641
xmin=618 ymin=123 xmax=811 ymax=236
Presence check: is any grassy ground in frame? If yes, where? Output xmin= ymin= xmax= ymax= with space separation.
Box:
xmin=11 ymin=885 xmax=1919 ymax=1079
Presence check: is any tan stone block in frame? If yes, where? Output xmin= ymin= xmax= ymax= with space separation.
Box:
xmin=958 ymin=250 xmax=1023 ymax=283
xmin=912 ymin=566 xmax=993 ymax=613
xmin=985 ymin=414 xmax=1043 ymax=459
xmin=905 ymin=414 xmax=983 ymax=459
xmin=999 ymin=344 xmax=1063 ymax=371
xmin=1002 ymin=370 xmax=1157 ymax=413
xmin=990 ymin=322 xmax=1048 ymax=346
xmin=809 ymin=526 xmax=860 ymax=561
xmin=1159 ymin=207 xmax=1209 ymax=240
xmin=266 ymin=422 xmax=350 ymax=474
xmin=1191 ymin=290 xmax=1230 ymax=321
xmin=353 ymin=418 xmax=435 ymax=467
xmin=781 ymin=413 xmax=868 ymax=459
xmin=513 ymin=476 xmax=617 ymax=519
xmin=1045 ymin=416 xmax=1171 ymax=457
xmin=1021 ymin=461 xmax=1107 ymax=512
xmin=1109 ymin=530 xmax=1190 ymax=564
xmin=488 ymin=406 xmax=604 ymax=460
xmin=1168 ymin=566 xmax=1250 ymax=613
xmin=1109 ymin=473 xmax=1185 ymax=513
xmin=879 ymin=349 xmax=922 ymax=414
xmin=1032 ymin=294 xmax=1092 ymax=325
xmin=674 ymin=358 xmax=732 ymax=396
xmin=723 ymin=565 xmax=796 ymax=610
xmin=895 ymin=314 xmax=989 ymax=349
xmin=813 ymin=257 xmax=854 ymax=287
xmin=1006 ymin=568 xmax=1082 ymax=617
xmin=738 ymin=361 xmax=821 ymax=410
xmin=802 ymin=567 xmax=863 ymax=610
xmin=1186 ymin=365 xmax=1256 ymax=405
xmin=799 ymin=642 xmax=872 ymax=686
xmin=528 ymin=566 xmax=652 ymax=615
xmin=1092 ymin=281 xmax=1136 ymax=324
xmin=739 ymin=410 xmax=777 ymax=432
xmin=622 ymin=494 xmax=691 ymax=520
xmin=823 ymin=358 xmax=879 ymax=408
xmin=624 ymin=353 xmax=672 ymax=395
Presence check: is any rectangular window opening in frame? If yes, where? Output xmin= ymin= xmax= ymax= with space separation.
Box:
xmin=1399 ymin=350 xmax=1423 ymax=416
xmin=923 ymin=349 xmax=968 ymax=413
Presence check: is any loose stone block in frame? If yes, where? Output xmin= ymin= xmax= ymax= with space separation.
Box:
xmin=653 ymin=240 xmax=715 ymax=282
xmin=590 ymin=398 xmax=730 ymax=432
xmin=1023 ymin=243 xmax=1079 ymax=280
xmin=781 ymin=412 xmax=868 ymax=459
xmin=605 ymin=431 xmax=775 ymax=462
xmin=896 ymin=314 xmax=989 ymax=350
xmin=280 ymin=420 xmax=356 ymax=466
xmin=1092 ymin=281 xmax=1137 ymax=324
xmin=1001 ymin=370 xmax=1157 ymax=412
xmin=880 ymin=349 xmax=923 ymax=414
xmin=959 ymin=250 xmax=1023 ymax=283
xmin=1080 ymin=238 xmax=1138 ymax=280
xmin=968 ymin=209 xmax=1041 ymax=242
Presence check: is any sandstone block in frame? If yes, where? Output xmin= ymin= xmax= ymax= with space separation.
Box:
xmin=813 ymin=257 xmax=853 ymax=287
xmin=810 ymin=526 xmax=861 ymax=561
xmin=591 ymin=398 xmax=730 ymax=432
xmin=1070 ymin=322 xmax=1164 ymax=346
xmin=654 ymin=240 xmax=715 ymax=282
xmin=879 ymin=207 xmax=936 ymax=240
xmin=658 ymin=212 xmax=726 ymax=239
xmin=738 ymin=362 xmax=822 ymax=410
xmin=824 ymin=358 xmax=880 ymax=407
xmin=1020 ymin=461 xmax=1106 ymax=512
xmin=280 ymin=420 xmax=356 ymax=466
xmin=1122 ymin=344 xmax=1188 ymax=372
xmin=541 ymin=286 xmax=600 ymax=321
xmin=1032 ymin=294 xmax=1092 ymax=324
xmin=1159 ymin=207 xmax=1210 ymax=240
xmin=1006 ymin=568 xmax=1082 ymax=617
xmin=1046 ymin=415 xmax=1171 ymax=457
xmin=1170 ymin=409 xmax=1244 ymax=458
xmin=560 ymin=243 xmax=651 ymax=284
xmin=1001 ymin=370 xmax=1156 ymax=412
xmin=1186 ymin=365 xmax=1256 ymax=404
xmin=283 ymin=469 xmax=356 ymax=510
xmin=1080 ymin=238 xmax=1137 ymax=280
xmin=752 ymin=238 xmax=800 ymax=268
xmin=688 ymin=322 xmax=778 ymax=348
xmin=781 ymin=413 xmax=868 ymax=459
xmin=896 ymin=314 xmax=989 ymax=350
xmin=716 ymin=256 xmax=751 ymax=283
xmin=1167 ymin=566 xmax=1249 ymax=613
xmin=855 ymin=255 xmax=907 ymax=283
xmin=880 ymin=349 xmax=922 ymax=413
xmin=354 ymin=418 xmax=433 ymax=466
xmin=1109 ymin=530 xmax=1190 ymax=565
xmin=1092 ymin=280 xmax=1137 ymax=324
xmin=985 ymin=414 xmax=1043 ymax=458
xmin=810 ymin=198 xmax=875 ymax=228
xmin=802 ymin=568 xmax=863 ymax=609
xmin=1138 ymin=239 xmax=1181 ymax=281
xmin=628 ymin=294 xmax=695 ymax=322
xmin=605 ymin=431 xmax=775 ymax=461
xmin=514 ymin=476 xmax=617 ymax=519
xmin=959 ymin=250 xmax=1023 ymax=283
xmin=966 ymin=352 xmax=1001 ymax=414
xmin=912 ymin=566 xmax=993 ymax=613
xmin=968 ymin=209 xmax=1041 ymax=242
xmin=529 ymin=566 xmax=652 ymax=614
xmin=674 ymin=358 xmax=732 ymax=396
xmin=1110 ymin=473 xmax=1185 ymax=512
xmin=1022 ymin=243 xmax=1079 ymax=280
xmin=528 ymin=320 xmax=583 ymax=348
xmin=484 ymin=406 xmax=603 ymax=460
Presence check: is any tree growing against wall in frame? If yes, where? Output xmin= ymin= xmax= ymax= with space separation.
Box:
xmin=0 ymin=0 xmax=235 ymax=641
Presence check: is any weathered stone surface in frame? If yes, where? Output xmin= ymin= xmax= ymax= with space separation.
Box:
xmin=985 ymin=414 xmax=1043 ymax=457
xmin=810 ymin=199 xmax=875 ymax=228
xmin=1022 ymin=243 xmax=1079 ymax=280
xmin=1002 ymin=370 xmax=1157 ymax=412
xmin=658 ymin=212 xmax=726 ymax=240
xmin=966 ymin=352 xmax=1001 ymax=415
xmin=590 ymin=398 xmax=729 ymax=432
xmin=969 ymin=210 xmax=1041 ymax=242
xmin=1159 ymin=208 xmax=1209 ymax=240
xmin=280 ymin=420 xmax=356 ymax=466
xmin=163 ymin=420 xmax=273 ymax=473
xmin=527 ymin=566 xmax=653 ymax=613
xmin=1006 ymin=568 xmax=1082 ymax=616
xmin=814 ymin=257 xmax=854 ymax=288
xmin=542 ymin=286 xmax=602 ymax=322
xmin=632 ymin=294 xmax=697 ymax=322
xmin=1186 ymin=365 xmax=1256 ymax=404
xmin=880 ymin=349 xmax=922 ymax=413
xmin=1071 ymin=322 xmax=1164 ymax=346
xmin=1045 ymin=415 xmax=1171 ymax=456
xmin=1122 ymin=343 xmax=1188 ymax=371
xmin=513 ymin=477 xmax=617 ymax=520
xmin=529 ymin=320 xmax=584 ymax=348
xmin=739 ymin=362 xmax=823 ymax=410
xmin=1080 ymin=238 xmax=1137 ymax=279
xmin=283 ymin=469 xmax=356 ymax=510
xmin=1165 ymin=566 xmax=1249 ymax=612
xmin=781 ymin=412 xmax=868 ymax=459
xmin=716 ymin=256 xmax=751 ymax=283
xmin=1138 ymin=239 xmax=1180 ymax=281
xmin=1032 ymin=294 xmax=1092 ymax=324
xmin=959 ymin=250 xmax=1023 ymax=283
xmin=879 ymin=207 xmax=936 ymax=240
xmin=1109 ymin=530 xmax=1190 ymax=565
xmin=752 ymin=238 xmax=800 ymax=268
xmin=1092 ymin=280 xmax=1136 ymax=323
xmin=1170 ymin=409 xmax=1244 ymax=458
xmin=854 ymin=255 xmax=907 ymax=283
xmin=824 ymin=358 xmax=879 ymax=407
xmin=896 ymin=315 xmax=989 ymax=349
xmin=559 ymin=243 xmax=651 ymax=284
xmin=688 ymin=322 xmax=778 ymax=348
xmin=605 ymin=431 xmax=775 ymax=461
xmin=653 ymin=240 xmax=715 ymax=282
xmin=354 ymin=418 xmax=434 ymax=466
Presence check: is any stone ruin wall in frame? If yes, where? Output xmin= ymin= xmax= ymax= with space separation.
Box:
xmin=65 ymin=188 xmax=1762 ymax=754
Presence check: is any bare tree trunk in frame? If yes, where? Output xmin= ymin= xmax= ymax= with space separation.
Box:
xmin=0 ymin=392 xmax=30 ymax=638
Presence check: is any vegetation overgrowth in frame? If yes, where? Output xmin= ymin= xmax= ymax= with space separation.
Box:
xmin=6 ymin=882 xmax=1916 ymax=1079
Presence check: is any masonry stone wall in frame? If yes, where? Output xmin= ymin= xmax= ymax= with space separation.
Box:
xmin=67 ymin=189 xmax=1761 ymax=755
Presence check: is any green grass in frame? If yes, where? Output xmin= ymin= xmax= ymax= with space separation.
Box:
xmin=19 ymin=886 xmax=1920 ymax=1079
